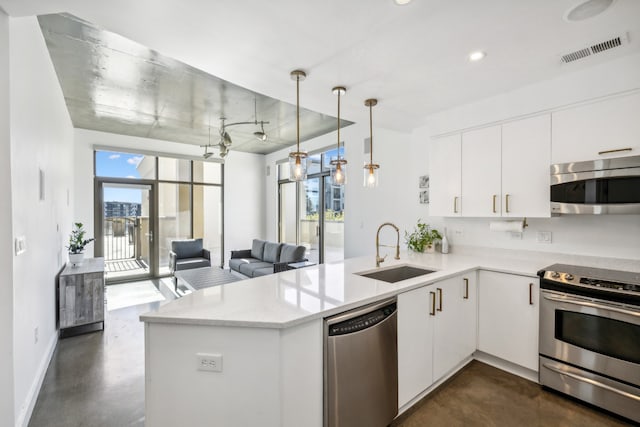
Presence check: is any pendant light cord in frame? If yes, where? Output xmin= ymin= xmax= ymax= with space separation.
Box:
xmin=296 ymin=74 xmax=300 ymax=152
xmin=369 ymin=102 xmax=373 ymax=165
xmin=337 ymin=90 xmax=341 ymax=161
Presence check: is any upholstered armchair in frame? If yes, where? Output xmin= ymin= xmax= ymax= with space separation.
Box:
xmin=169 ymin=238 xmax=211 ymax=275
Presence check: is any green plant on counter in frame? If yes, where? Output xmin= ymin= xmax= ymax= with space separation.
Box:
xmin=404 ymin=220 xmax=442 ymax=252
xmin=67 ymin=222 xmax=95 ymax=254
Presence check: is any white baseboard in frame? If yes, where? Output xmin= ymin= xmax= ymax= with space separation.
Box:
xmin=472 ymin=351 xmax=538 ymax=383
xmin=16 ymin=331 xmax=58 ymax=427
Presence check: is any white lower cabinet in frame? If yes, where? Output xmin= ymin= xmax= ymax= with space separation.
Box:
xmin=477 ymin=270 xmax=539 ymax=371
xmin=398 ymin=273 xmax=477 ymax=407
xmin=432 ymin=274 xmax=477 ymax=380
xmin=398 ymin=286 xmax=434 ymax=407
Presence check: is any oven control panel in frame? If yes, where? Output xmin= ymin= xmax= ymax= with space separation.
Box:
xmin=543 ymin=270 xmax=639 ymax=293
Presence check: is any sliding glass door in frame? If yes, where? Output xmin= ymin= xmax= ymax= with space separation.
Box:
xmin=278 ymin=147 xmax=345 ymax=265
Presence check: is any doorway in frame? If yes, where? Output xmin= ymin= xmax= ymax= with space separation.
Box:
xmin=96 ymin=180 xmax=155 ymax=283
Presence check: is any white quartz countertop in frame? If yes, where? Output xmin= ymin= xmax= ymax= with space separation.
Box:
xmin=140 ymin=247 xmax=640 ymax=329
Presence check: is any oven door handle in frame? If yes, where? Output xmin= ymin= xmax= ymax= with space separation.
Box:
xmin=542 ymin=362 xmax=640 ymax=403
xmin=542 ymin=293 xmax=640 ymax=318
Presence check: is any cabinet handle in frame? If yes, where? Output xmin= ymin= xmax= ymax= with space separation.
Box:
xmin=463 ymin=278 xmax=469 ymax=299
xmin=505 ymin=194 xmax=510 ymax=213
xmin=453 ymin=197 xmax=458 ymax=214
xmin=529 ymin=283 xmax=534 ymax=305
xmin=598 ymin=148 xmax=632 ymax=155
xmin=437 ymin=288 xmax=443 ymax=312
xmin=492 ymin=195 xmax=497 ymax=213
xmin=430 ymin=291 xmax=436 ymax=316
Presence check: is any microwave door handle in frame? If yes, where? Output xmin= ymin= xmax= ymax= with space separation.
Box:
xmin=542 ymin=293 xmax=640 ymax=318
xmin=542 ymin=362 xmax=640 ymax=403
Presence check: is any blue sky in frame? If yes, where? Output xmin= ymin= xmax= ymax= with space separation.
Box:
xmin=96 ymin=151 xmax=144 ymax=204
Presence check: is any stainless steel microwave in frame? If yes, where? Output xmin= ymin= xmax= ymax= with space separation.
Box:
xmin=550 ymin=155 xmax=640 ymax=214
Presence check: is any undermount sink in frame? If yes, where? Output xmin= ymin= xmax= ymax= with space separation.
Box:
xmin=357 ymin=265 xmax=436 ymax=283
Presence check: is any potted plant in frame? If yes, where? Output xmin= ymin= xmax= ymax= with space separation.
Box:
xmin=67 ymin=222 xmax=95 ymax=267
xmin=405 ymin=220 xmax=442 ymax=253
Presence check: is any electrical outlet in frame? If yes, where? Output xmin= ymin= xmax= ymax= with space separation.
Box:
xmin=537 ymin=231 xmax=552 ymax=244
xmin=510 ymin=232 xmax=523 ymax=240
xmin=34 ymin=327 xmax=38 ymax=344
xmin=453 ymin=228 xmax=463 ymax=236
xmin=196 ymin=353 xmax=222 ymax=372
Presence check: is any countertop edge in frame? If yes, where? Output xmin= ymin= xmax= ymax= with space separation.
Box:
xmin=140 ymin=264 xmax=537 ymax=329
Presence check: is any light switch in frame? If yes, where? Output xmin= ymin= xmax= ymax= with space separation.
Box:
xmin=15 ymin=236 xmax=27 ymax=255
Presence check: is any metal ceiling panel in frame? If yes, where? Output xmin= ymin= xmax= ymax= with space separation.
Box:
xmin=37 ymin=13 xmax=352 ymax=156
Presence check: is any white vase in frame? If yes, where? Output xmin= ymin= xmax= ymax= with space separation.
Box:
xmin=69 ymin=253 xmax=84 ymax=267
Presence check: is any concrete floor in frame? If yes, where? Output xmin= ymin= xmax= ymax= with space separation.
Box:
xmin=394 ymin=361 xmax=634 ymax=427
xmin=30 ymin=283 xmax=634 ymax=427
xmin=28 ymin=290 xmax=165 ymax=427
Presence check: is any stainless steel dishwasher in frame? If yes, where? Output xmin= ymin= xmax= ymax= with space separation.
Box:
xmin=324 ymin=297 xmax=398 ymax=427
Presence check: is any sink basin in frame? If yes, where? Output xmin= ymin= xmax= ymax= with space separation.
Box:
xmin=357 ymin=265 xmax=436 ymax=283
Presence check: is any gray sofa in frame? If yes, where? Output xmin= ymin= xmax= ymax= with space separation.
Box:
xmin=169 ymin=238 xmax=211 ymax=275
xmin=229 ymin=239 xmax=306 ymax=278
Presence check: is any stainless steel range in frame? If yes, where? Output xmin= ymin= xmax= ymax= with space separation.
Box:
xmin=538 ymin=264 xmax=640 ymax=423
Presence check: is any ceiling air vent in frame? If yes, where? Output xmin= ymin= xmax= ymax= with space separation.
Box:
xmin=561 ymin=33 xmax=629 ymax=64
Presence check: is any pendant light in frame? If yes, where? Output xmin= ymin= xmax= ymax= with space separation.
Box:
xmin=289 ymin=70 xmax=308 ymax=181
xmin=253 ymin=98 xmax=268 ymax=141
xmin=363 ymin=98 xmax=379 ymax=188
xmin=330 ymin=86 xmax=347 ymax=186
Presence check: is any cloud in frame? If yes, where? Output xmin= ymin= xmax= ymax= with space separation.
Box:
xmin=108 ymin=154 xmax=120 ymax=160
xmin=127 ymin=156 xmax=144 ymax=167
xmin=126 ymin=175 xmax=137 ymax=179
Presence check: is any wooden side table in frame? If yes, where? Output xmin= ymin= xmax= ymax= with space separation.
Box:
xmin=58 ymin=257 xmax=105 ymax=337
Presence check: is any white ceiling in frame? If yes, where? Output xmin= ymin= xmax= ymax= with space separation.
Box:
xmin=2 ymin=0 xmax=640 ymax=133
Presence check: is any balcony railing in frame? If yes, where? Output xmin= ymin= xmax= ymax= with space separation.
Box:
xmin=103 ymin=216 xmax=138 ymax=261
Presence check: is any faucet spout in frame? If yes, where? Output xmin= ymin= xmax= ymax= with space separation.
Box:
xmin=376 ymin=222 xmax=401 ymax=267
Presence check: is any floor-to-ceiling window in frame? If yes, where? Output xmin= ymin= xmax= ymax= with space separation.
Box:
xmin=95 ymin=150 xmax=223 ymax=282
xmin=278 ymin=147 xmax=345 ymax=264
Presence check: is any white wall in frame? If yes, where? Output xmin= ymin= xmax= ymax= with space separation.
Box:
xmin=411 ymin=52 xmax=640 ymax=260
xmin=9 ymin=16 xmax=75 ymax=426
xmin=264 ymin=123 xmax=415 ymax=259
xmin=74 ymin=129 xmax=265 ymax=266
xmin=0 ymin=8 xmax=16 ymax=427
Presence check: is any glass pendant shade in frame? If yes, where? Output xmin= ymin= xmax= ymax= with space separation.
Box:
xmin=289 ymin=151 xmax=308 ymax=181
xmin=330 ymin=159 xmax=347 ymax=185
xmin=363 ymin=163 xmax=379 ymax=188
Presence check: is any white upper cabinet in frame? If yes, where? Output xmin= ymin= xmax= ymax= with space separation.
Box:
xmin=461 ymin=126 xmax=502 ymax=217
xmin=552 ymin=92 xmax=640 ymax=164
xmin=429 ymin=134 xmax=461 ymax=217
xmin=455 ymin=116 xmax=551 ymax=218
xmin=502 ymin=115 xmax=551 ymax=218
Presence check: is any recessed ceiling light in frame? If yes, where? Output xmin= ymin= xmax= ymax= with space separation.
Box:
xmin=394 ymin=0 xmax=412 ymax=5
xmin=468 ymin=51 xmax=486 ymax=62
xmin=564 ymin=0 xmax=615 ymax=22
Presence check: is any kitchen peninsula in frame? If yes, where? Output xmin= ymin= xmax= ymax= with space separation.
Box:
xmin=140 ymin=248 xmax=639 ymax=427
